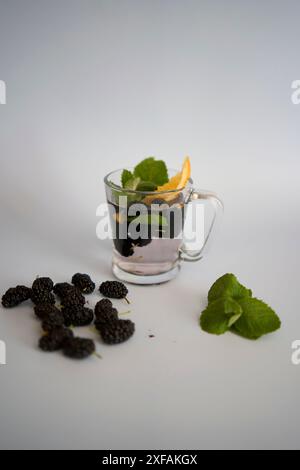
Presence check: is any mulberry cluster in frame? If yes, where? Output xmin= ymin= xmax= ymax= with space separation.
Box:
xmin=63 ymin=305 xmax=94 ymax=327
xmin=94 ymin=296 xmax=135 ymax=345
xmin=3 ymin=273 xmax=133 ymax=360
xmin=113 ymin=202 xmax=177 ymax=257
xmin=39 ymin=327 xmax=74 ymax=352
xmin=99 ymin=281 xmax=129 ymax=301
xmin=95 ymin=299 xmax=118 ymax=327
xmin=63 ymin=337 xmax=95 ymax=359
xmin=100 ymin=319 xmax=135 ymax=345
xmin=72 ymin=273 xmax=95 ymax=294
xmin=2 ymin=285 xmax=31 ymax=308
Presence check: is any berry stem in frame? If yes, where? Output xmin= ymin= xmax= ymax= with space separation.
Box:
xmin=119 ymin=310 xmax=131 ymax=316
xmin=124 ymin=297 xmax=130 ymax=304
xmin=93 ymin=352 xmax=102 ymax=359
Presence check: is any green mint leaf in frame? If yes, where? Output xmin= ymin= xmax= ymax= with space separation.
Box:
xmin=231 ymin=297 xmax=281 ymax=340
xmin=228 ymin=313 xmax=243 ymax=328
xmin=121 ymin=170 xmax=134 ymax=188
xmin=208 ymin=273 xmax=252 ymax=303
xmin=136 ymin=181 xmax=157 ymax=191
xmin=133 ymin=157 xmax=168 ymax=186
xmin=200 ymin=298 xmax=242 ymax=335
xmin=124 ymin=177 xmax=141 ymax=191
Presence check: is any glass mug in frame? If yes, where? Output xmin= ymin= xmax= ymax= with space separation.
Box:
xmin=104 ymin=169 xmax=223 ymax=285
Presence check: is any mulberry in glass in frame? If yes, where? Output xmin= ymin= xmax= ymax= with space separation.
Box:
xmin=104 ymin=169 xmax=223 ymax=285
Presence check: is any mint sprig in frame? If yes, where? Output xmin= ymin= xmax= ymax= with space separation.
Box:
xmin=121 ymin=157 xmax=168 ymax=189
xmin=200 ymin=274 xmax=281 ymax=340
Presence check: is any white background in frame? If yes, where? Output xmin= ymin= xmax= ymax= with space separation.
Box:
xmin=0 ymin=0 xmax=299 ymax=449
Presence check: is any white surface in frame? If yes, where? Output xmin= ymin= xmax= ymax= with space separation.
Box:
xmin=0 ymin=0 xmax=299 ymax=450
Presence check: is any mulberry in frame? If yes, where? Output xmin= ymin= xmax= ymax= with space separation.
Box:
xmin=114 ymin=235 xmax=151 ymax=257
xmin=94 ymin=307 xmax=118 ymax=328
xmin=95 ymin=298 xmax=112 ymax=313
xmin=34 ymin=303 xmax=59 ymax=320
xmin=113 ymin=238 xmax=134 ymax=257
xmin=31 ymin=291 xmax=56 ymax=306
xmin=99 ymin=281 xmax=129 ymax=301
xmin=39 ymin=327 xmax=74 ymax=352
xmin=42 ymin=310 xmax=65 ymax=332
xmin=134 ymin=236 xmax=152 ymax=248
xmin=60 ymin=287 xmax=85 ymax=308
xmin=99 ymin=319 xmax=135 ymax=344
xmin=63 ymin=337 xmax=95 ymax=359
xmin=53 ymin=282 xmax=74 ymax=298
xmin=2 ymin=285 xmax=31 ymax=308
xmin=63 ymin=306 xmax=94 ymax=327
xmin=72 ymin=273 xmax=95 ymax=294
xmin=32 ymin=277 xmax=54 ymax=294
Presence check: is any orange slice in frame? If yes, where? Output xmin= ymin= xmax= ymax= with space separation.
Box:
xmin=158 ymin=156 xmax=191 ymax=192
xmin=145 ymin=156 xmax=191 ymax=203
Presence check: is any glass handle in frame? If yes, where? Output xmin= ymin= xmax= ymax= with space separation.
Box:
xmin=179 ymin=189 xmax=224 ymax=262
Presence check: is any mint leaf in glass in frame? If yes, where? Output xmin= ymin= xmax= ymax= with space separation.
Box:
xmin=133 ymin=157 xmax=168 ymax=186
xmin=136 ymin=181 xmax=157 ymax=191
xmin=231 ymin=297 xmax=281 ymax=340
xmin=208 ymin=273 xmax=252 ymax=303
xmin=200 ymin=298 xmax=242 ymax=335
xmin=121 ymin=169 xmax=133 ymax=188
xmin=124 ymin=176 xmax=141 ymax=191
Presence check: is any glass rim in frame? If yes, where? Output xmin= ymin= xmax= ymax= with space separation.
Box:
xmin=104 ymin=168 xmax=193 ymax=195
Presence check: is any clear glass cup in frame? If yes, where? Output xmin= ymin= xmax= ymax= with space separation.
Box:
xmin=104 ymin=168 xmax=223 ymax=285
